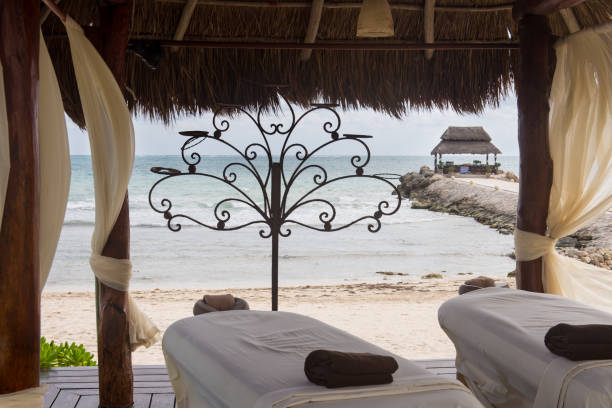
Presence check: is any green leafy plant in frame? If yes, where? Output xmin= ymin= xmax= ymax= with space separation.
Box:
xmin=40 ymin=337 xmax=59 ymax=369
xmin=40 ymin=337 xmax=97 ymax=369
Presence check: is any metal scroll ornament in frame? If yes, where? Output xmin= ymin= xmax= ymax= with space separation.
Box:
xmin=149 ymin=96 xmax=401 ymax=311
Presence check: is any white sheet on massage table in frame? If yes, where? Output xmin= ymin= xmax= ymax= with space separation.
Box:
xmin=438 ymin=288 xmax=612 ymax=408
xmin=163 ymin=310 xmax=482 ymax=408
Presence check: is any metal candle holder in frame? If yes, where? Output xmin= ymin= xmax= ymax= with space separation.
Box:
xmin=148 ymin=96 xmax=401 ymax=310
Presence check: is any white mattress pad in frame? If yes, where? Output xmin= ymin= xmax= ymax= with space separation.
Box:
xmin=438 ymin=288 xmax=612 ymax=408
xmin=163 ymin=310 xmax=482 ymax=407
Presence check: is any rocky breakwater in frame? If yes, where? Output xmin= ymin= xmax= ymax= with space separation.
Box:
xmin=398 ymin=168 xmax=516 ymax=235
xmin=398 ymin=167 xmax=612 ymax=270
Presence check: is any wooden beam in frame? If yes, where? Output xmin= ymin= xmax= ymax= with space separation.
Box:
xmin=46 ymin=33 xmax=521 ymax=48
xmin=559 ymin=8 xmax=581 ymax=33
xmin=424 ymin=0 xmax=435 ymax=59
xmin=159 ymin=39 xmax=519 ymax=50
xmin=0 ymin=0 xmax=41 ymax=395
xmin=96 ymin=3 xmax=134 ymax=408
xmin=172 ymin=0 xmax=198 ymax=52
xmin=514 ymin=13 xmax=554 ymax=293
xmin=300 ymin=0 xmax=324 ymax=61
xmin=157 ymin=0 xmax=514 ymax=13
xmin=41 ymin=0 xmax=62 ymax=24
xmin=513 ymin=0 xmax=586 ymax=20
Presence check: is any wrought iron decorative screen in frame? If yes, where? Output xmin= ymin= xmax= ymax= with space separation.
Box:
xmin=149 ymin=97 xmax=401 ymax=310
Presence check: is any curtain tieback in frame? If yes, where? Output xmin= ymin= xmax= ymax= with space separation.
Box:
xmin=90 ymin=253 xmax=160 ymax=350
xmin=90 ymin=254 xmax=132 ymax=291
xmin=514 ymin=228 xmax=557 ymax=262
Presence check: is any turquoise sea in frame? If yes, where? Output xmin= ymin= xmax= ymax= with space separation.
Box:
xmin=46 ymin=155 xmax=519 ymax=291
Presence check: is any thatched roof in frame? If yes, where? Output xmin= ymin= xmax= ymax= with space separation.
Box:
xmin=431 ymin=126 xmax=502 ymax=154
xmin=441 ymin=126 xmax=492 ymax=141
xmin=41 ymin=1 xmax=612 ymax=127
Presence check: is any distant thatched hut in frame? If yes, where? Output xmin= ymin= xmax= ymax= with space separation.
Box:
xmin=431 ymin=126 xmax=502 ymax=174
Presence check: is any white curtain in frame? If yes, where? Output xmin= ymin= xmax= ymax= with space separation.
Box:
xmin=64 ymin=16 xmax=160 ymax=350
xmin=1 ymin=33 xmax=71 ymax=288
xmin=39 ymin=31 xmax=71 ymax=288
xmin=514 ymin=22 xmax=612 ymax=312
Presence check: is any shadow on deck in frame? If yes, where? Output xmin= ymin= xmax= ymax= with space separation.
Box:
xmin=42 ymin=359 xmax=456 ymax=407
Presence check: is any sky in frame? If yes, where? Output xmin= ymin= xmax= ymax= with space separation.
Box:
xmin=67 ymin=94 xmax=519 ymax=156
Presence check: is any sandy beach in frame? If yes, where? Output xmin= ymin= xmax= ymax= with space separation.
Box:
xmin=41 ymin=278 xmax=514 ymax=365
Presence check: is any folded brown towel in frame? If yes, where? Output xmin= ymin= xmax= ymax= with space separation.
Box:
xmin=204 ymin=294 xmax=235 ymax=311
xmin=545 ymin=323 xmax=612 ymax=361
xmin=304 ymin=350 xmax=399 ymax=388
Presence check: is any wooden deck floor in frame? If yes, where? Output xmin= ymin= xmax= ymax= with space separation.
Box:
xmin=42 ymin=359 xmax=456 ymax=408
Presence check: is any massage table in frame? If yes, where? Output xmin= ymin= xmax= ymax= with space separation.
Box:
xmin=438 ymin=288 xmax=612 ymax=408
xmin=163 ymin=310 xmax=483 ymax=407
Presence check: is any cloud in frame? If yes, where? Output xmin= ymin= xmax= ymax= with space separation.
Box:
xmin=67 ymin=94 xmax=518 ymax=156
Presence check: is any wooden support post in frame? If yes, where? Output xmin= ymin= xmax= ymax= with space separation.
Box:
xmin=434 ymin=155 xmax=438 ymax=172
xmin=0 ymin=0 xmax=41 ymax=395
xmin=514 ymin=13 xmax=554 ymax=292
xmin=95 ymin=2 xmax=134 ymax=408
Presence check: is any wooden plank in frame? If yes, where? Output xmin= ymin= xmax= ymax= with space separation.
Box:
xmin=50 ymin=390 xmax=80 ymax=408
xmin=514 ymin=13 xmax=554 ymax=292
xmin=43 ymin=367 xmax=99 ymax=373
xmin=151 ymin=394 xmax=176 ymax=408
xmin=74 ymin=395 xmax=98 ymax=408
xmin=51 ymin=383 xmax=100 ymax=390
xmin=134 ymin=367 xmax=168 ymax=371
xmin=44 ymin=385 xmax=61 ymax=408
xmin=43 ymin=375 xmax=171 ymax=384
xmin=42 ymin=366 xmax=168 ymax=377
xmin=75 ymin=388 xmax=175 ymax=396
xmin=42 ymin=371 xmax=97 ymax=379
xmin=133 ymin=368 xmax=169 ymax=375
xmin=134 ymin=394 xmax=152 ymax=408
xmin=52 ymin=381 xmax=172 ymax=390
xmin=42 ymin=361 xmax=455 ymax=407
xmin=0 ymin=0 xmax=41 ymax=395
xmin=300 ymin=0 xmax=324 ymax=61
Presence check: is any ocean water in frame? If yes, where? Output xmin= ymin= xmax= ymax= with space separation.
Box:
xmin=46 ymin=155 xmax=519 ymax=291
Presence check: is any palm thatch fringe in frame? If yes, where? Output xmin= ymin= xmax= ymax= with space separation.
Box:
xmin=42 ymin=0 xmax=611 ymax=127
